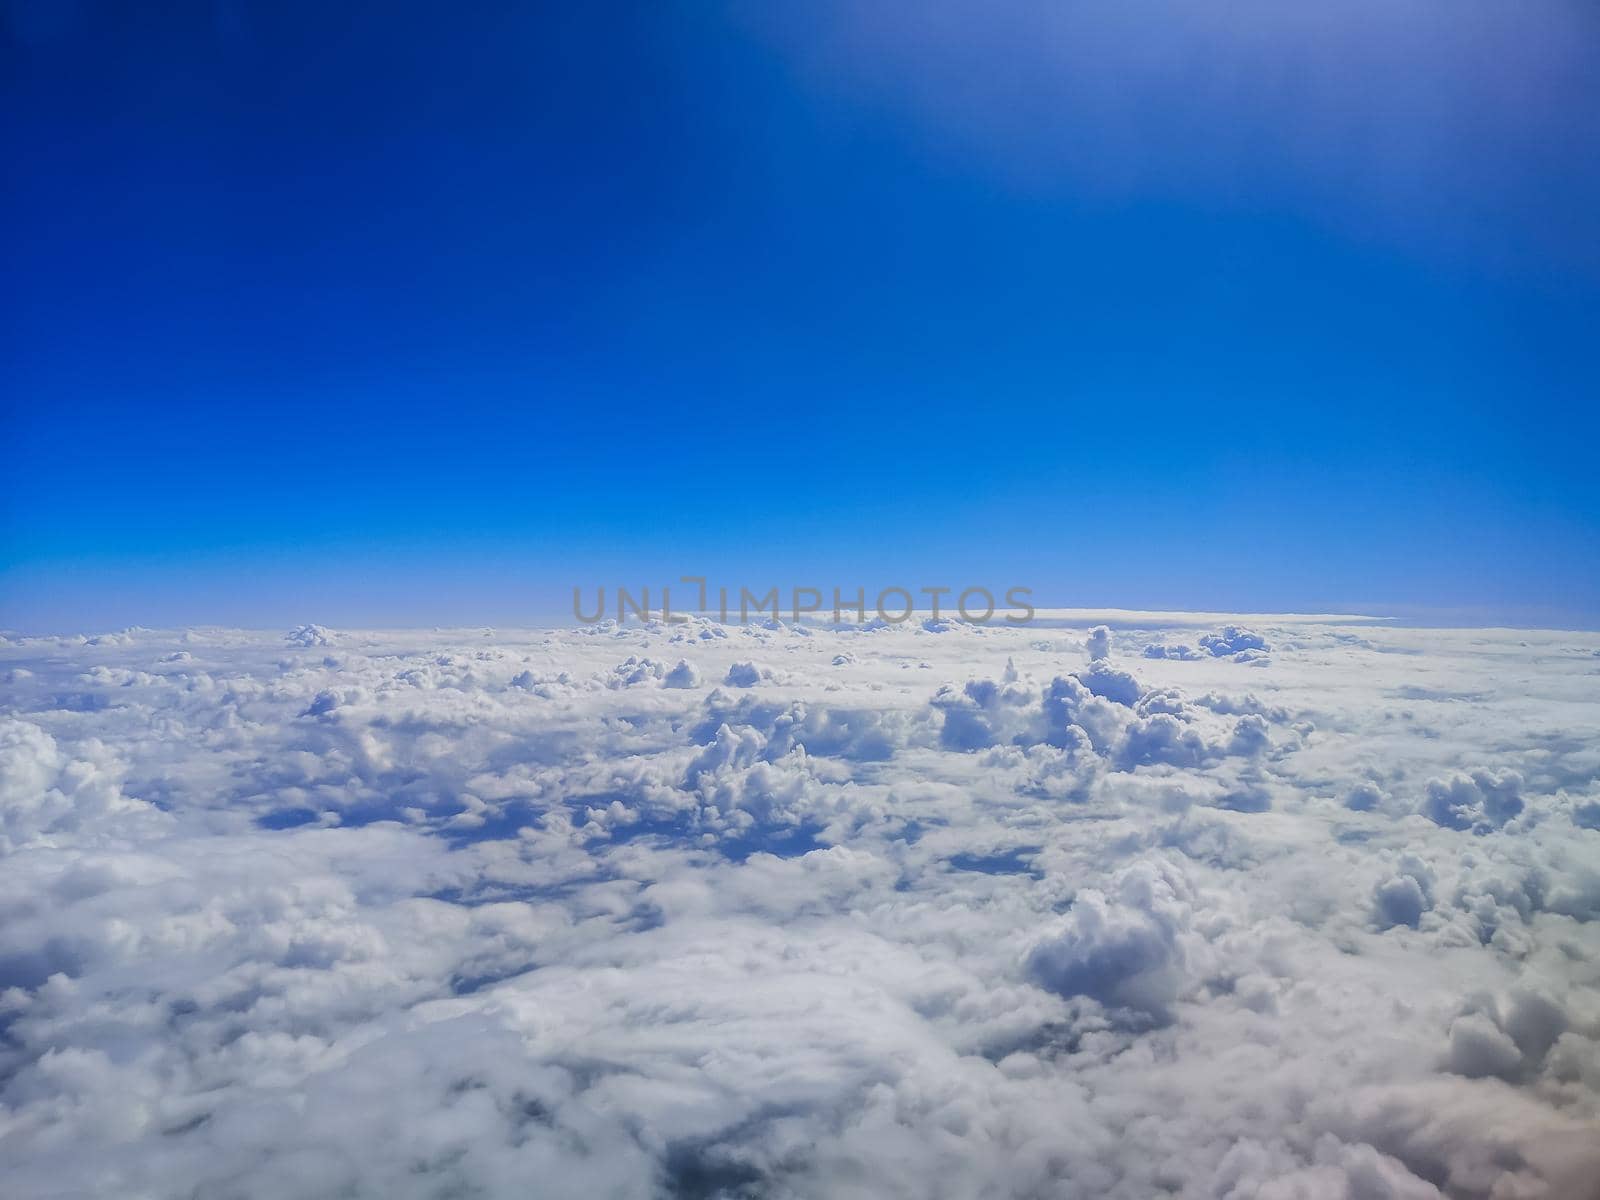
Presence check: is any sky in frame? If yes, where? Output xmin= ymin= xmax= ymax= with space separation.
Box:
xmin=4 ymin=0 xmax=1599 ymax=631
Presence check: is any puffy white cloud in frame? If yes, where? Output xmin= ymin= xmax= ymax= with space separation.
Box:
xmin=0 ymin=718 xmax=160 ymax=852
xmin=1086 ymin=624 xmax=1113 ymax=661
xmin=1422 ymin=769 xmax=1525 ymax=832
xmin=1143 ymin=641 xmax=1202 ymax=660
xmin=0 ymin=616 xmax=1598 ymax=1196
xmin=662 ymin=659 xmax=701 ymax=688
xmin=1372 ymin=852 xmax=1436 ymax=930
xmin=1200 ymin=625 xmax=1270 ymax=657
xmin=1023 ymin=856 xmax=1197 ymax=1022
xmin=1346 ymin=781 xmax=1385 ymax=811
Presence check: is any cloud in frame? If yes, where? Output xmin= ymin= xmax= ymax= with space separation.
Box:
xmin=1023 ymin=856 xmax=1197 ymax=1022
xmin=663 ymin=659 xmax=701 ymax=689
xmin=723 ymin=661 xmax=763 ymax=687
xmin=0 ymin=718 xmax=160 ymax=853
xmin=1143 ymin=641 xmax=1202 ymax=661
xmin=1199 ymin=625 xmax=1271 ymax=660
xmin=1421 ymin=769 xmax=1525 ymax=833
xmin=0 ymin=617 xmax=1598 ymax=1195
xmin=1086 ymin=624 xmax=1112 ymax=662
xmin=1372 ymin=852 xmax=1435 ymax=930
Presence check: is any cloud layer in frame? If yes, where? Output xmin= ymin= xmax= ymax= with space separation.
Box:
xmin=2 ymin=616 xmax=1599 ymax=1197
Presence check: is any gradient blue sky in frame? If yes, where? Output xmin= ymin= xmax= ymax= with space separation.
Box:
xmin=5 ymin=1 xmax=1599 ymax=631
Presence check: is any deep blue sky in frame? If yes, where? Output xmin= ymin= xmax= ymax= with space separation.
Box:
xmin=5 ymin=1 xmax=1599 ymax=630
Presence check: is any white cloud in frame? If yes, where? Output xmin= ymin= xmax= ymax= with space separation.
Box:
xmin=1023 ymin=856 xmax=1198 ymax=1022
xmin=1 ymin=616 xmax=1598 ymax=1196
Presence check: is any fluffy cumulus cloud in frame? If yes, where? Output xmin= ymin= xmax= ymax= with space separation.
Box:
xmin=1 ymin=614 xmax=1599 ymax=1198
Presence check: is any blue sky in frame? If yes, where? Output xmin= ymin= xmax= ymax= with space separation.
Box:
xmin=4 ymin=0 xmax=1599 ymax=630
